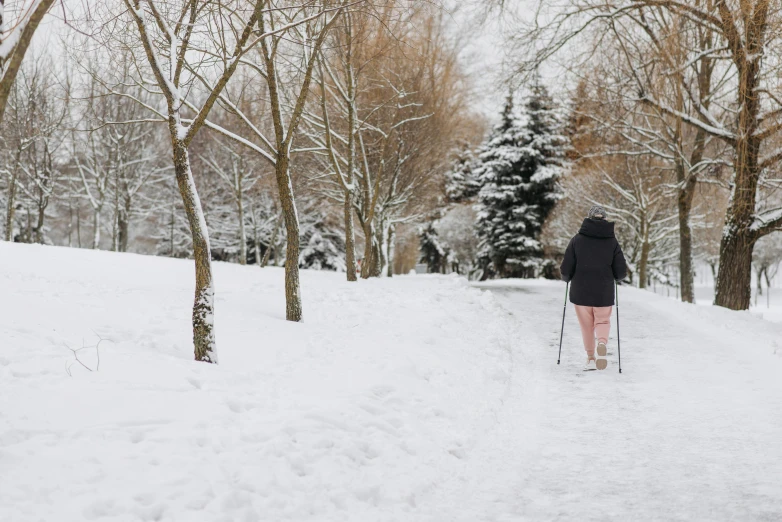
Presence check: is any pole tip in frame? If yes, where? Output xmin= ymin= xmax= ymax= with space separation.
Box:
xmin=557 ymin=360 xmax=560 ymax=365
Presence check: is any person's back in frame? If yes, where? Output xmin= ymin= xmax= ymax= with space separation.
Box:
xmin=560 ymin=206 xmax=627 ymax=371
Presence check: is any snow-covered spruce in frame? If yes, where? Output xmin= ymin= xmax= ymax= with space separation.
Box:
xmin=419 ymin=221 xmax=451 ymax=274
xmin=445 ymin=143 xmax=481 ymax=203
xmin=474 ymin=79 xmax=568 ymax=279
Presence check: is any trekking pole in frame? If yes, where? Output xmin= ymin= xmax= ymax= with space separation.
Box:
xmin=557 ymin=282 xmax=569 ymax=365
xmin=616 ymin=281 xmax=622 ymax=374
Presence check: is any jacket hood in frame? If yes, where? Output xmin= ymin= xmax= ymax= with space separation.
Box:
xmin=578 ymin=218 xmax=615 ymax=239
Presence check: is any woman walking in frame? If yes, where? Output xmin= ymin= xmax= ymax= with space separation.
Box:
xmin=560 ymin=206 xmax=628 ymax=371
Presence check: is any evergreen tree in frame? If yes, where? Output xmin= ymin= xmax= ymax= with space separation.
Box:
xmin=299 ymin=217 xmax=346 ymax=272
xmin=419 ymin=221 xmax=450 ymax=274
xmin=445 ymin=143 xmax=480 ymax=203
xmin=474 ymin=80 xmax=567 ymax=279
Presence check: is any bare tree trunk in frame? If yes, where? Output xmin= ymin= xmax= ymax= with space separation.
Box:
xmin=118 ymin=198 xmax=130 ymax=252
xmin=67 ymin=189 xmax=73 ymax=247
xmin=272 ymin=240 xmax=281 ymax=266
xmin=344 ymin=190 xmax=357 ymax=281
xmin=169 ymin=202 xmax=175 ymax=256
xmin=92 ymin=208 xmax=101 ymax=249
xmin=371 ymin=240 xmax=382 ymax=277
xmin=755 ymin=266 xmax=763 ymax=306
xmin=386 ymin=223 xmax=395 ymax=277
xmin=172 ymin=141 xmax=217 ymax=363
xmin=675 ymin=21 xmax=714 ymax=305
xmin=251 ymin=203 xmax=262 ymax=267
xmin=638 ymin=243 xmax=650 ymax=289
xmin=638 ymin=219 xmax=649 ymax=289
xmin=5 ymin=170 xmax=17 ymax=241
xmin=715 ymin=231 xmax=756 ymax=310
xmin=0 ymin=0 xmax=58 ymax=123
xmin=76 ymin=201 xmax=82 ymax=248
xmin=344 ymin=24 xmax=358 ymax=281
xmin=262 ymin=214 xmax=281 ymax=268
xmin=360 ymin=221 xmax=376 ymax=278
xmin=237 ymin=195 xmax=247 ymax=265
xmin=714 ymin=1 xmax=768 ymax=310
xmin=35 ymin=201 xmax=45 ymax=244
xmin=112 ymin=188 xmax=120 ymax=252
xmin=24 ymin=207 xmax=31 ymax=243
xmin=765 ymin=268 xmax=772 ymax=308
xmin=676 ymin=161 xmax=697 ymax=303
xmin=274 ymin=156 xmax=302 ymax=321
xmin=376 ymin=221 xmax=387 ymax=277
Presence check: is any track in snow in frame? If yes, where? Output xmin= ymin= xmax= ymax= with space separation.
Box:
xmin=421 ymin=280 xmax=782 ymax=521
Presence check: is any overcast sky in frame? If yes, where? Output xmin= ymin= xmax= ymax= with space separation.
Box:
xmin=29 ymin=0 xmax=546 ymax=125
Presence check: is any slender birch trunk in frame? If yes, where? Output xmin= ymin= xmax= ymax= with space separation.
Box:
xmin=92 ymin=208 xmax=101 ymax=249
xmin=376 ymin=220 xmax=387 ymax=277
xmin=250 ymin=202 xmax=262 ymax=267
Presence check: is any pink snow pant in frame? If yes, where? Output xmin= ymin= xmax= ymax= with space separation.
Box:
xmin=574 ymin=305 xmax=612 ymax=357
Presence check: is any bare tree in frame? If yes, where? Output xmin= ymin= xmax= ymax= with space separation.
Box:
xmin=69 ymin=51 xmax=170 ymax=252
xmin=753 ymin=233 xmax=782 ymax=307
xmin=513 ymin=0 xmax=782 ymax=310
xmin=0 ymin=0 xmax=58 ymax=123
xmin=188 ymin=0 xmax=354 ymax=320
xmin=4 ymin=54 xmax=67 ymax=244
xmin=309 ymin=7 xmax=367 ymax=281
xmin=199 ymin=139 xmax=259 ymax=265
xmin=115 ymin=0 xmax=271 ymax=362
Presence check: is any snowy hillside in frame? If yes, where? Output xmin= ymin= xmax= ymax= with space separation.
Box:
xmin=3 ymin=243 xmax=782 ymax=521
xmin=0 ymin=243 xmax=519 ymax=522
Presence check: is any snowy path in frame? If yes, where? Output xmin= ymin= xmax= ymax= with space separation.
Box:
xmin=3 ymin=243 xmax=782 ymax=521
xmin=421 ymin=280 xmax=782 ymax=521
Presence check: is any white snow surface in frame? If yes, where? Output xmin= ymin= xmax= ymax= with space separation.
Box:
xmin=0 ymin=243 xmax=515 ymax=522
xmin=2 ymin=243 xmax=782 ymax=521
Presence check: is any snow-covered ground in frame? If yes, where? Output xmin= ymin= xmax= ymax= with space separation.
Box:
xmin=693 ymin=283 xmax=782 ymax=324
xmin=0 ymin=243 xmax=518 ymax=521
xmin=2 ymin=243 xmax=782 ymax=520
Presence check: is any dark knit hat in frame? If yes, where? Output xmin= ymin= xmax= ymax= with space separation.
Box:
xmin=588 ymin=205 xmax=607 ymax=220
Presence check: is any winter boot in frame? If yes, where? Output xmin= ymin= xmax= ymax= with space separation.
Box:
xmin=596 ymin=342 xmax=608 ymax=370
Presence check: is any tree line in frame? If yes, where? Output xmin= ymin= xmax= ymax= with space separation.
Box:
xmin=0 ymin=0 xmax=479 ymax=362
xmin=498 ymin=0 xmax=782 ymax=311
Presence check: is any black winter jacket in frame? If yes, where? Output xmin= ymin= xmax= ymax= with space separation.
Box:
xmin=560 ymin=218 xmax=628 ymax=307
